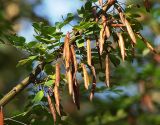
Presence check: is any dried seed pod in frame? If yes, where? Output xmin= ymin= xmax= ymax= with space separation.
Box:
xmin=105 ymin=54 xmax=110 ymax=87
xmin=0 ymin=107 xmax=4 ymax=125
xmin=55 ymin=63 xmax=60 ymax=87
xmin=81 ymin=63 xmax=89 ymax=90
xmin=67 ymin=68 xmax=73 ymax=95
xmin=89 ymin=65 xmax=96 ymax=101
xmin=71 ymin=45 xmax=77 ymax=74
xmin=105 ymin=25 xmax=110 ymax=39
xmin=63 ymin=33 xmax=71 ymax=63
xmin=117 ymin=33 xmax=125 ymax=61
xmin=47 ymin=94 xmax=56 ymax=124
xmin=87 ymin=39 xmax=92 ymax=66
xmin=125 ymin=19 xmax=136 ymax=44
xmin=99 ymin=27 xmax=105 ymax=55
xmin=54 ymin=86 xmax=60 ymax=116
xmin=72 ymin=79 xmax=80 ymax=110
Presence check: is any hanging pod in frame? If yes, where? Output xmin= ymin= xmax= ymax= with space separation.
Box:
xmin=117 ymin=33 xmax=126 ymax=61
xmin=89 ymin=65 xmax=96 ymax=101
xmin=99 ymin=27 xmax=105 ymax=55
xmin=67 ymin=67 xmax=73 ymax=95
xmin=54 ymin=63 xmax=61 ymax=115
xmin=105 ymin=54 xmax=110 ymax=87
xmin=72 ymin=79 xmax=80 ymax=110
xmin=87 ymin=39 xmax=92 ymax=66
xmin=124 ymin=19 xmax=136 ymax=44
xmin=81 ymin=63 xmax=90 ymax=90
xmin=70 ymin=45 xmax=78 ymax=74
xmin=63 ymin=32 xmax=71 ymax=64
xmin=47 ymin=94 xmax=56 ymax=124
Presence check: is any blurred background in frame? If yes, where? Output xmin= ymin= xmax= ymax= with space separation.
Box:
xmin=0 ymin=0 xmax=160 ymax=125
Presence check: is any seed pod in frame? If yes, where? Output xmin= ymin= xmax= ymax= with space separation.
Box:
xmin=87 ymin=39 xmax=92 ymax=66
xmin=0 ymin=107 xmax=4 ymax=125
xmin=105 ymin=54 xmax=110 ymax=87
xmin=89 ymin=65 xmax=96 ymax=101
xmin=125 ymin=19 xmax=136 ymax=44
xmin=117 ymin=33 xmax=125 ymax=61
xmin=72 ymin=79 xmax=80 ymax=110
xmin=67 ymin=68 xmax=73 ymax=95
xmin=63 ymin=32 xmax=71 ymax=63
xmin=81 ymin=63 xmax=89 ymax=90
xmin=47 ymin=94 xmax=56 ymax=124
xmin=99 ymin=0 xmax=103 ymax=7
xmin=105 ymin=25 xmax=110 ymax=39
xmin=99 ymin=27 xmax=105 ymax=55
xmin=55 ymin=63 xmax=60 ymax=87
xmin=71 ymin=45 xmax=77 ymax=74
xmin=54 ymin=86 xmax=60 ymax=116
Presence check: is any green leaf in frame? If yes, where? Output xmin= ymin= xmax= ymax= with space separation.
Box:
xmin=44 ymin=80 xmax=54 ymax=87
xmin=32 ymin=90 xmax=44 ymax=103
xmin=16 ymin=56 xmax=37 ymax=67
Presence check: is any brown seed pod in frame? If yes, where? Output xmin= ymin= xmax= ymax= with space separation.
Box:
xmin=89 ymin=65 xmax=96 ymax=101
xmin=72 ymin=79 xmax=80 ymax=110
xmin=125 ymin=19 xmax=136 ymax=44
xmin=47 ymin=94 xmax=56 ymax=124
xmin=0 ymin=107 xmax=4 ymax=125
xmin=63 ymin=32 xmax=71 ymax=63
xmin=99 ymin=27 xmax=105 ymax=55
xmin=54 ymin=86 xmax=60 ymax=116
xmin=87 ymin=39 xmax=92 ymax=66
xmin=81 ymin=63 xmax=89 ymax=90
xmin=117 ymin=33 xmax=125 ymax=61
xmin=67 ymin=68 xmax=73 ymax=95
xmin=105 ymin=54 xmax=110 ymax=87
xmin=55 ymin=63 xmax=60 ymax=87
xmin=71 ymin=45 xmax=77 ymax=74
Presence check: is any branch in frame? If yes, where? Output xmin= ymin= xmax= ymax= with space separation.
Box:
xmin=0 ymin=63 xmax=44 ymax=106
